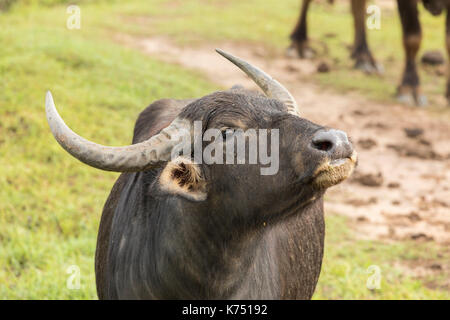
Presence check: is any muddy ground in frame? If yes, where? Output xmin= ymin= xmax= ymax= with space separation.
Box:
xmin=116 ymin=34 xmax=450 ymax=246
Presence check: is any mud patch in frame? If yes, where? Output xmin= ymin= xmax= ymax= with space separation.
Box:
xmin=394 ymin=259 xmax=450 ymax=291
xmin=404 ymin=127 xmax=424 ymax=139
xmin=351 ymin=172 xmax=383 ymax=187
xmin=387 ymin=143 xmax=444 ymax=160
xmin=358 ymin=138 xmax=377 ymax=150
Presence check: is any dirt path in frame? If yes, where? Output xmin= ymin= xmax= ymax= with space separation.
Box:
xmin=116 ymin=34 xmax=450 ymax=245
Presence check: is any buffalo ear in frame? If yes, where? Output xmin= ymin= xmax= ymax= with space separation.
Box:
xmin=159 ymin=157 xmax=207 ymax=201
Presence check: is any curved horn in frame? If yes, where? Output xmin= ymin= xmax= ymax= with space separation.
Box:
xmin=45 ymin=91 xmax=190 ymax=172
xmin=216 ymin=49 xmax=299 ymax=116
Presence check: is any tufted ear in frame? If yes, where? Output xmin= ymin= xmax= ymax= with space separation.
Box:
xmin=159 ymin=157 xmax=207 ymax=201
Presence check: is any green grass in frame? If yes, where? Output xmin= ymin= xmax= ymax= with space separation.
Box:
xmin=0 ymin=4 xmax=218 ymax=299
xmin=315 ymin=214 xmax=450 ymax=299
xmin=1 ymin=1 xmax=448 ymax=299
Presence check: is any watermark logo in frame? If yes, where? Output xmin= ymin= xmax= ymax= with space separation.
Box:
xmin=66 ymin=265 xmax=81 ymax=290
xmin=366 ymin=265 xmax=382 ymax=290
xmin=66 ymin=5 xmax=81 ymax=30
xmin=170 ymin=121 xmax=279 ymax=176
xmin=330 ymin=262 xmax=382 ymax=291
xmin=366 ymin=5 xmax=381 ymax=30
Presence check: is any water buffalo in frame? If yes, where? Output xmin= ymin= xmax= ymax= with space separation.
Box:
xmin=45 ymin=50 xmax=357 ymax=299
xmin=288 ymin=0 xmax=381 ymax=73
xmin=396 ymin=0 xmax=450 ymax=106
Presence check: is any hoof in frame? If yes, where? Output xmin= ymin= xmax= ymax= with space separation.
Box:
xmin=354 ymin=60 xmax=384 ymax=75
xmin=397 ymin=85 xmax=427 ymax=107
xmin=299 ymin=47 xmax=316 ymax=59
xmin=285 ymin=45 xmax=300 ymax=58
xmin=286 ymin=43 xmax=316 ymax=59
xmin=416 ymin=94 xmax=428 ymax=107
xmin=397 ymin=93 xmax=427 ymax=107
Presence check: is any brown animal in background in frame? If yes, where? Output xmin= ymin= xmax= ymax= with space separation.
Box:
xmin=288 ymin=0 xmax=381 ymax=74
xmin=396 ymin=0 xmax=450 ymax=106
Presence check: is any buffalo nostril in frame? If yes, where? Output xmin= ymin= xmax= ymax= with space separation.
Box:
xmin=312 ymin=130 xmax=338 ymax=153
xmin=312 ymin=139 xmax=334 ymax=152
xmin=312 ymin=129 xmax=352 ymax=158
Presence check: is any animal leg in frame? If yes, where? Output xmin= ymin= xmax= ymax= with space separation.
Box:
xmin=287 ymin=0 xmax=316 ymax=58
xmin=351 ymin=0 xmax=382 ymax=74
xmin=397 ymin=0 xmax=427 ymax=106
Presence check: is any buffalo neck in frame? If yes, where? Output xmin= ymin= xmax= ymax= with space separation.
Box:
xmin=105 ymin=171 xmax=323 ymax=299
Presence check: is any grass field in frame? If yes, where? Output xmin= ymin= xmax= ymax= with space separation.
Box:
xmin=0 ymin=2 xmax=218 ymax=299
xmin=1 ymin=0 xmax=449 ymax=299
